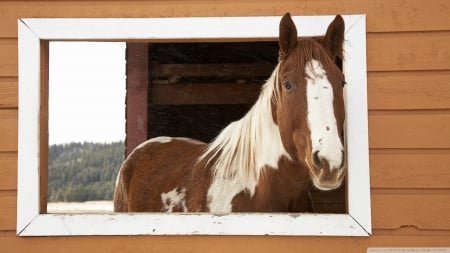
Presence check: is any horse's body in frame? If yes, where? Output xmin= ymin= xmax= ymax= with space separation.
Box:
xmin=114 ymin=13 xmax=347 ymax=213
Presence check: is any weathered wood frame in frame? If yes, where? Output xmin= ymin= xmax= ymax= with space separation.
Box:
xmin=17 ymin=15 xmax=370 ymax=236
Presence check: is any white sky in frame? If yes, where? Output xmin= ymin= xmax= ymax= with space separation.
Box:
xmin=49 ymin=42 xmax=126 ymax=145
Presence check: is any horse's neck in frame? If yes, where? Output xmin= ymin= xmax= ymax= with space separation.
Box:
xmin=204 ymin=66 xmax=290 ymax=195
xmin=231 ymin=158 xmax=313 ymax=212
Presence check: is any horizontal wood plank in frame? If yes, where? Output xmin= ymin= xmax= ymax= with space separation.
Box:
xmin=0 ymin=194 xmax=16 ymax=231
xmin=4 ymin=109 xmax=449 ymax=151
xmin=1 ymin=0 xmax=450 ymax=38
xmin=367 ymin=71 xmax=450 ymax=110
xmin=367 ymin=32 xmax=450 ymax=72
xmin=372 ymin=191 xmax=450 ymax=230
xmin=3 ymin=32 xmax=449 ymax=79
xmin=0 ymin=78 xmax=17 ymax=108
xmin=370 ymin=150 xmax=450 ymax=189
xmin=5 ymin=69 xmax=450 ymax=109
xmin=368 ymin=112 xmax=450 ymax=149
xmin=0 ymin=153 xmax=17 ymax=190
xmin=150 ymin=83 xmax=261 ymax=105
xmin=3 ymin=191 xmax=448 ymax=232
xmin=151 ymin=63 xmax=274 ymax=78
xmin=0 ymin=40 xmax=17 ymax=77
xmin=0 ymin=110 xmax=17 ymax=152
xmin=153 ymin=70 xmax=450 ymax=108
xmin=1 ymin=233 xmax=450 ymax=252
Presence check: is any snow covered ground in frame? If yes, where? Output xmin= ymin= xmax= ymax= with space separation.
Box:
xmin=47 ymin=201 xmax=114 ymax=213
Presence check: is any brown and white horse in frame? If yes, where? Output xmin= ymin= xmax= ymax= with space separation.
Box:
xmin=114 ymin=13 xmax=346 ymax=213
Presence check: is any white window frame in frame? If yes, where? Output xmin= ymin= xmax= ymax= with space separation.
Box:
xmin=17 ymin=15 xmax=371 ymax=236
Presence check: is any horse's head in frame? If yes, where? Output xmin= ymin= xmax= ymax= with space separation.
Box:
xmin=274 ymin=13 xmax=346 ymax=191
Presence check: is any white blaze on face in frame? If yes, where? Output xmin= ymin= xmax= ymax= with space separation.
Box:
xmin=305 ymin=59 xmax=343 ymax=171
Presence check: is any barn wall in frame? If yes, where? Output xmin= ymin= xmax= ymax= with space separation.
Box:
xmin=1 ymin=0 xmax=449 ymax=252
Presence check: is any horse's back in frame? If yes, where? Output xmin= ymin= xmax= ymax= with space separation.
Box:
xmin=114 ymin=137 xmax=206 ymax=212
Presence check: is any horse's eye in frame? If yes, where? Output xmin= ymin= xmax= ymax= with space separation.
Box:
xmin=283 ymin=81 xmax=293 ymax=91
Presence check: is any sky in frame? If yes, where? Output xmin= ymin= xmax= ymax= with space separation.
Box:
xmin=49 ymin=42 xmax=126 ymax=145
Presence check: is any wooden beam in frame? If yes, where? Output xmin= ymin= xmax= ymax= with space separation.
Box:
xmin=150 ymin=83 xmax=261 ymax=105
xmin=125 ymin=43 xmax=149 ymax=156
xmin=151 ymin=63 xmax=274 ymax=78
xmin=39 ymin=41 xmax=49 ymax=214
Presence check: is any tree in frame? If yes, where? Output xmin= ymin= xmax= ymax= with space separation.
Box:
xmin=47 ymin=141 xmax=125 ymax=202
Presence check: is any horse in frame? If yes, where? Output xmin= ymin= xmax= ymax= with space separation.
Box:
xmin=114 ymin=13 xmax=347 ymax=213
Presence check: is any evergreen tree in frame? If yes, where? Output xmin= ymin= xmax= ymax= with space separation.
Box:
xmin=47 ymin=141 xmax=125 ymax=202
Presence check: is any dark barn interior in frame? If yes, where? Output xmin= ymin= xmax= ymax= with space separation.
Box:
xmin=126 ymin=41 xmax=345 ymax=213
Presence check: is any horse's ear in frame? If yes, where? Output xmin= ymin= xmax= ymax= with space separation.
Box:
xmin=322 ymin=15 xmax=345 ymax=69
xmin=279 ymin=12 xmax=298 ymax=61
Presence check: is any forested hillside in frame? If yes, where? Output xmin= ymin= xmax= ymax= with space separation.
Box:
xmin=48 ymin=141 xmax=125 ymax=202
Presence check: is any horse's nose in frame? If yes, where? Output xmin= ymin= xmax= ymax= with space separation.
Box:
xmin=312 ymin=150 xmax=344 ymax=171
xmin=312 ymin=151 xmax=323 ymax=169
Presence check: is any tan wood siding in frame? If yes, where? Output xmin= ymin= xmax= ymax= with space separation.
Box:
xmin=0 ymin=193 xmax=16 ymax=231
xmin=2 ymin=33 xmax=449 ymax=76
xmin=372 ymin=190 xmax=450 ymax=230
xmin=0 ymin=153 xmax=17 ymax=190
xmin=368 ymin=71 xmax=450 ymax=110
xmin=1 ymin=0 xmax=450 ymax=37
xmin=0 ymin=78 xmax=18 ymax=108
xmin=0 ymin=110 xmax=17 ymax=152
xmin=369 ymin=113 xmax=450 ymax=149
xmin=0 ymin=40 xmax=17 ymax=77
xmin=0 ymin=0 xmax=449 ymax=251
xmin=370 ymin=150 xmax=450 ymax=189
xmin=1 ymin=233 xmax=450 ymax=253
xmin=367 ymin=32 xmax=450 ymax=71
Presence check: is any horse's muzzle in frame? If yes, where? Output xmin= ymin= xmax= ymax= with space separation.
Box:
xmin=309 ymin=150 xmax=346 ymax=191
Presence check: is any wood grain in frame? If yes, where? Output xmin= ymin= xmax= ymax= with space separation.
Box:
xmin=0 ymin=40 xmax=17 ymax=77
xmin=152 ymin=63 xmax=274 ymax=78
xmin=0 ymin=194 xmax=16 ymax=231
xmin=367 ymin=71 xmax=450 ymax=110
xmin=4 ymin=69 xmax=450 ymax=110
xmin=0 ymin=153 xmax=17 ymax=190
xmin=368 ymin=112 xmax=450 ymax=149
xmin=125 ymin=43 xmax=149 ymax=156
xmin=0 ymin=110 xmax=17 ymax=152
xmin=367 ymin=32 xmax=450 ymax=72
xmin=3 ymin=191 xmax=447 ymax=232
xmin=1 ymin=233 xmax=450 ymax=253
xmin=39 ymin=42 xmax=49 ymax=214
xmin=150 ymin=83 xmax=261 ymax=105
xmin=3 ymin=32 xmax=449 ymax=78
xmin=370 ymin=150 xmax=450 ymax=189
xmin=1 ymin=0 xmax=450 ymax=38
xmin=371 ymin=191 xmax=450 ymax=230
xmin=0 ymin=78 xmax=17 ymax=108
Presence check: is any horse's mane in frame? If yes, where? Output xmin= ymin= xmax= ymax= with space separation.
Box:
xmin=199 ymin=64 xmax=290 ymax=190
xmin=200 ymin=38 xmax=339 ymax=190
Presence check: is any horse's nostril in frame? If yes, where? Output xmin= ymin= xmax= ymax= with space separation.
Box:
xmin=313 ymin=151 xmax=322 ymax=169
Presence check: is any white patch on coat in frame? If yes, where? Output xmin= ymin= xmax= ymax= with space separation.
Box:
xmin=207 ymin=178 xmax=247 ymax=212
xmin=305 ymin=59 xmax=343 ymax=171
xmin=161 ymin=187 xmax=188 ymax=212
